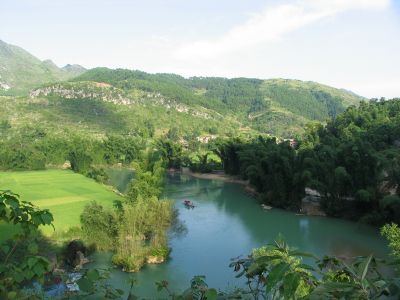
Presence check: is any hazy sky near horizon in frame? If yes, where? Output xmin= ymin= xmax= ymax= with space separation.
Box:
xmin=1 ymin=0 xmax=399 ymax=98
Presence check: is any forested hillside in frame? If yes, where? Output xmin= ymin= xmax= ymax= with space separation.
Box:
xmin=0 ymin=39 xmax=364 ymax=138
xmin=216 ymin=98 xmax=400 ymax=225
xmin=0 ymin=40 xmax=86 ymax=95
xmin=74 ymin=68 xmax=363 ymax=137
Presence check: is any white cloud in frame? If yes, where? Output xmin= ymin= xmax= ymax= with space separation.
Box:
xmin=175 ymin=0 xmax=390 ymax=60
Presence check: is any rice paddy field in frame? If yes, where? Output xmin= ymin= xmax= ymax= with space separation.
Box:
xmin=0 ymin=169 xmax=122 ymax=240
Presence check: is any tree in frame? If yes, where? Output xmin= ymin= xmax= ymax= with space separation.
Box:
xmin=381 ymin=223 xmax=400 ymax=260
xmin=155 ymin=139 xmax=182 ymax=169
xmin=0 ymin=190 xmax=54 ymax=299
xmin=80 ymin=201 xmax=118 ymax=250
xmin=69 ymin=149 xmax=93 ymax=174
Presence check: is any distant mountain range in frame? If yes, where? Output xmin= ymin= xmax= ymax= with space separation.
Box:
xmin=0 ymin=40 xmax=86 ymax=95
xmin=0 ymin=39 xmax=364 ymax=137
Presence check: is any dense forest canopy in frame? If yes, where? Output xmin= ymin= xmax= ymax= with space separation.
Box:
xmin=71 ymin=67 xmax=362 ymax=137
xmin=215 ymin=98 xmax=400 ymax=225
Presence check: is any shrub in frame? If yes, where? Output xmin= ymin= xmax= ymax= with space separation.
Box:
xmin=149 ymin=245 xmax=170 ymax=258
xmin=86 ymin=166 xmax=109 ymax=184
xmin=111 ymin=253 xmax=146 ymax=272
xmin=80 ymin=202 xmax=118 ymax=251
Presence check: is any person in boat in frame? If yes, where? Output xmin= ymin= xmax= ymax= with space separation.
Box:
xmin=183 ymin=200 xmax=195 ymax=208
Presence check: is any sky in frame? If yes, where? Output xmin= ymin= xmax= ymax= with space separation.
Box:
xmin=1 ymin=0 xmax=399 ymax=98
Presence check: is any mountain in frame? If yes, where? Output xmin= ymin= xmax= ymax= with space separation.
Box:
xmin=62 ymin=64 xmax=87 ymax=77
xmin=0 ymin=41 xmax=364 ymax=138
xmin=0 ymin=40 xmax=86 ymax=95
xmin=71 ymin=68 xmax=363 ymax=136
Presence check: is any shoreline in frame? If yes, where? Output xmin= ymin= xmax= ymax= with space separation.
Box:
xmin=179 ymin=167 xmax=259 ymax=196
xmin=178 ymin=167 xmax=326 ymax=217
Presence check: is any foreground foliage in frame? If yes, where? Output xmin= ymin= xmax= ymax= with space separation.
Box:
xmin=0 ymin=190 xmax=54 ymax=299
xmin=153 ymin=238 xmax=399 ymax=300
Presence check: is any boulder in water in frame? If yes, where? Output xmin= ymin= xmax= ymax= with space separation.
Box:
xmin=64 ymin=240 xmax=89 ymax=269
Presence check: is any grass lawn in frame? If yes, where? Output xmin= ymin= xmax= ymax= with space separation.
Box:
xmin=0 ymin=169 xmax=123 ymax=239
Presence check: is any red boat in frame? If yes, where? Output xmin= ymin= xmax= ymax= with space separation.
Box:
xmin=183 ymin=200 xmax=195 ymax=208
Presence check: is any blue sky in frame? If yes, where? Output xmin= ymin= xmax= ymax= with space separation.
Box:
xmin=1 ymin=0 xmax=399 ymax=98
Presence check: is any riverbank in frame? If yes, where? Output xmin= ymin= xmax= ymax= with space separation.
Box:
xmin=180 ymin=168 xmax=326 ymax=217
xmin=180 ymin=167 xmax=258 ymax=197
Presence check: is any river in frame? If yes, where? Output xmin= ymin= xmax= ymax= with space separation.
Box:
xmin=93 ymin=171 xmax=388 ymax=298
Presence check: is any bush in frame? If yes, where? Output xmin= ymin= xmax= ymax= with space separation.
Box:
xmin=80 ymin=202 xmax=118 ymax=251
xmin=149 ymin=245 xmax=170 ymax=258
xmin=188 ymin=151 xmax=222 ymax=173
xmin=69 ymin=149 xmax=93 ymax=174
xmin=111 ymin=253 xmax=146 ymax=272
xmin=86 ymin=166 xmax=109 ymax=184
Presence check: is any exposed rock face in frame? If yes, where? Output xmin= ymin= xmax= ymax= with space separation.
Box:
xmin=196 ymin=135 xmax=217 ymax=143
xmin=62 ymin=161 xmax=71 ymax=169
xmin=146 ymin=255 xmax=165 ymax=264
xmin=301 ymin=197 xmax=326 ymax=216
xmin=29 ymin=82 xmax=213 ymax=119
xmin=64 ymin=240 xmax=89 ymax=270
xmin=0 ymin=81 xmax=10 ymax=90
xmin=29 ymin=82 xmax=134 ymax=105
xmin=151 ymin=96 xmax=211 ymax=119
xmin=73 ymin=251 xmax=89 ymax=270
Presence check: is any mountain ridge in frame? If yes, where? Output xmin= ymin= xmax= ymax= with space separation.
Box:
xmin=0 ymin=39 xmax=365 ymax=138
xmin=71 ymin=67 xmax=363 ymax=136
xmin=0 ymin=39 xmax=86 ymax=95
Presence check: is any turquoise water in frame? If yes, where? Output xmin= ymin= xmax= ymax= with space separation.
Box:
xmin=91 ymin=172 xmax=388 ymax=298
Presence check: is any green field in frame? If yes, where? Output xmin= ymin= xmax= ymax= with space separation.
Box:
xmin=0 ymin=169 xmax=122 ymax=238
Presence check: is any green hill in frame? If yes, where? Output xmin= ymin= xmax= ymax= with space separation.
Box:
xmin=0 ymin=40 xmax=364 ymax=138
xmin=0 ymin=40 xmax=86 ymax=95
xmin=72 ymin=68 xmax=363 ymax=136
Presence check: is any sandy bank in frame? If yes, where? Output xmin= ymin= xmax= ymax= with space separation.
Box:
xmin=180 ymin=168 xmax=258 ymax=196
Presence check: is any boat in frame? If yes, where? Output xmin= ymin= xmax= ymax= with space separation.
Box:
xmin=261 ymin=204 xmax=272 ymax=210
xmin=183 ymin=200 xmax=195 ymax=209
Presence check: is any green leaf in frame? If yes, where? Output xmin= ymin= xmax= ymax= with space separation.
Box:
xmin=289 ymin=250 xmax=319 ymax=259
xmin=77 ymin=277 xmax=94 ymax=292
xmin=297 ymin=263 xmax=316 ymax=271
xmin=311 ymin=281 xmax=357 ymax=297
xmin=265 ymin=262 xmax=290 ymax=295
xmin=359 ymin=254 xmax=372 ymax=281
xmin=246 ymin=263 xmax=264 ymax=277
xmin=24 ymin=269 xmax=35 ymax=280
xmin=27 ymin=256 xmax=37 ymax=268
xmin=5 ymin=197 xmax=18 ymax=209
xmin=374 ymin=280 xmax=387 ymax=289
xmin=33 ymin=263 xmax=44 ymax=276
xmin=86 ymin=268 xmax=100 ymax=281
xmin=1 ymin=244 xmax=10 ymax=254
xmin=205 ymin=288 xmax=218 ymax=300
xmin=14 ymin=272 xmax=24 ymax=283
xmin=28 ymin=242 xmax=38 ymax=254
xmin=40 ymin=212 xmax=53 ymax=225
xmin=283 ymin=272 xmax=301 ymax=298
